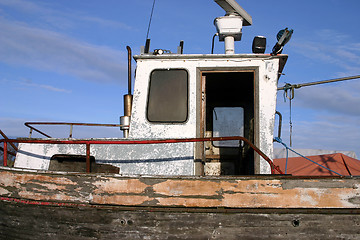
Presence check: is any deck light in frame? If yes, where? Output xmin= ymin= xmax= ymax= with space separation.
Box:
xmin=252 ymin=36 xmax=266 ymax=54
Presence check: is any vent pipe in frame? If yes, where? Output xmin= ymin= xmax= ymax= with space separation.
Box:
xmin=120 ymin=46 xmax=133 ymax=138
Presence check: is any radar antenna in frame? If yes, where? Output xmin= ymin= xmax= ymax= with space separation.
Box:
xmin=214 ymin=0 xmax=252 ymax=54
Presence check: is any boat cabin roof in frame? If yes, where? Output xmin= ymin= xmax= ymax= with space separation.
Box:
xmin=134 ymin=53 xmax=288 ymax=77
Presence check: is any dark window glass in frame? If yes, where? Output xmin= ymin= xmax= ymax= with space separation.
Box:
xmin=147 ymin=69 xmax=188 ymax=123
xmin=213 ymin=107 xmax=244 ymax=147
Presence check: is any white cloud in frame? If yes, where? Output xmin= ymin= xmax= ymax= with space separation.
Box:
xmin=292 ymin=29 xmax=360 ymax=77
xmin=0 ymin=18 xmax=128 ymax=83
xmin=18 ymin=78 xmax=72 ymax=93
xmin=0 ymin=0 xmax=45 ymax=13
xmin=77 ymin=15 xmax=133 ymax=30
xmin=295 ymin=83 xmax=360 ymax=117
xmin=0 ymin=0 xmax=133 ymax=31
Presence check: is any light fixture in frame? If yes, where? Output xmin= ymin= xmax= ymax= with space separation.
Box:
xmin=271 ymin=28 xmax=293 ymax=55
xmin=252 ymin=36 xmax=266 ymax=54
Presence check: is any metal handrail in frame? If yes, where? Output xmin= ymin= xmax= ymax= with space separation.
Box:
xmin=0 ymin=129 xmax=18 ymax=152
xmin=24 ymin=122 xmax=124 ymax=138
xmin=275 ymin=111 xmax=282 ymax=139
xmin=0 ymin=130 xmax=18 ymax=164
xmin=0 ymin=136 xmax=284 ymax=174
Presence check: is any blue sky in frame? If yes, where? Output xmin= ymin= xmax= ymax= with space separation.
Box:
xmin=1 ymin=0 xmax=359 ymax=157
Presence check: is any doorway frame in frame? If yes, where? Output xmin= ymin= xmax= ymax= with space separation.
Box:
xmin=195 ymin=67 xmax=260 ymax=175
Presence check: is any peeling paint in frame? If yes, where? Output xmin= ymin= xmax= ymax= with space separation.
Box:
xmin=1 ymin=168 xmax=360 ymax=209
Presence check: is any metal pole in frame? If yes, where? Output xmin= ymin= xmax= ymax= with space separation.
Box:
xmin=86 ymin=143 xmax=91 ymax=173
xmin=3 ymin=141 xmax=7 ymax=167
xmin=69 ymin=124 xmax=73 ymax=138
xmin=278 ymin=75 xmax=360 ymax=90
xmin=126 ymin=46 xmax=132 ymax=95
xmin=0 ymin=129 xmax=18 ymax=152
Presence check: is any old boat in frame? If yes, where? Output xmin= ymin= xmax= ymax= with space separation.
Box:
xmin=1 ymin=1 xmax=360 ymax=239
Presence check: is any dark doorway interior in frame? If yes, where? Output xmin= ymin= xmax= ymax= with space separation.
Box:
xmin=203 ymin=71 xmax=255 ymax=175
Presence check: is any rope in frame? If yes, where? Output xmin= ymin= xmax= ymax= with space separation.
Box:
xmin=289 ymin=96 xmax=293 ymax=147
xmin=282 ymin=83 xmax=294 ymax=147
xmin=274 ymin=137 xmax=343 ymax=176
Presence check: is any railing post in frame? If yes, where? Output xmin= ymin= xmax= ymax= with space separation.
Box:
xmin=86 ymin=143 xmax=91 ymax=173
xmin=69 ymin=124 xmax=73 ymax=138
xmin=3 ymin=141 xmax=7 ymax=167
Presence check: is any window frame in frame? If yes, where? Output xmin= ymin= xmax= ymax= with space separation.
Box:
xmin=146 ymin=68 xmax=189 ymax=124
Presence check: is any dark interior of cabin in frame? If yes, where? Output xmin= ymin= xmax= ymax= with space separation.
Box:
xmin=204 ymin=71 xmax=255 ymax=175
xmin=49 ymin=154 xmax=119 ymax=173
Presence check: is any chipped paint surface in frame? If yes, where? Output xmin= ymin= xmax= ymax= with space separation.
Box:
xmin=15 ymin=142 xmax=194 ymax=175
xmin=1 ymin=167 xmax=360 ymax=209
xmin=13 ymin=54 xmax=285 ymax=175
xmin=131 ymin=55 xmax=283 ymax=174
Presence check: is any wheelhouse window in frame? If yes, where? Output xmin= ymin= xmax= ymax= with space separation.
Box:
xmin=147 ymin=69 xmax=188 ymax=123
xmin=213 ymin=107 xmax=244 ymax=147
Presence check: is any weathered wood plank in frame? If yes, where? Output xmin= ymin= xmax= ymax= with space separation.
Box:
xmin=0 ymin=167 xmax=360 ymax=209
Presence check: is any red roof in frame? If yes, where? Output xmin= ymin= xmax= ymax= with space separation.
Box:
xmin=273 ymin=153 xmax=360 ymax=176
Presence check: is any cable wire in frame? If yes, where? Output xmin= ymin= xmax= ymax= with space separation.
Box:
xmin=274 ymin=137 xmax=343 ymax=176
xmin=211 ymin=33 xmax=218 ymax=54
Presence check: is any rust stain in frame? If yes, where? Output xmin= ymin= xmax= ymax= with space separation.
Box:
xmin=153 ymin=179 xmax=221 ymax=196
xmin=220 ymin=186 xmax=358 ymax=208
xmin=93 ymin=178 xmax=148 ymax=194
xmin=92 ymin=194 xmax=152 ymax=205
xmin=155 ymin=197 xmax=222 ymax=207
xmin=1 ymin=169 xmax=360 ymax=209
xmin=18 ymin=191 xmax=76 ymax=202
xmin=219 ymin=179 xmax=283 ymax=193
xmin=16 ymin=174 xmax=77 ymax=186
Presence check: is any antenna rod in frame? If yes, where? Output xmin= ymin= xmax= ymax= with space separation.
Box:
xmin=145 ymin=0 xmax=156 ymax=41
xmin=278 ymin=75 xmax=360 ymax=90
xmin=144 ymin=39 xmax=151 ymax=54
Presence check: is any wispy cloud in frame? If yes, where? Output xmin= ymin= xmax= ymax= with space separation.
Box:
xmin=0 ymin=0 xmax=133 ymax=31
xmin=1 ymin=78 xmax=71 ymax=93
xmin=295 ymin=82 xmax=360 ymax=117
xmin=0 ymin=18 xmax=127 ymax=83
xmin=0 ymin=0 xmax=46 ymax=13
xmin=292 ymin=29 xmax=360 ymax=77
xmin=21 ymin=78 xmax=71 ymax=93
xmin=76 ymin=15 xmax=133 ymax=30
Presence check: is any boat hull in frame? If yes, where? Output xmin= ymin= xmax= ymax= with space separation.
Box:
xmin=1 ymin=167 xmax=360 ymax=239
xmin=1 ymin=200 xmax=360 ymax=239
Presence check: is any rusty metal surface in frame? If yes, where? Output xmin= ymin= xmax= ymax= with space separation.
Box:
xmin=3 ymin=136 xmax=283 ymax=174
xmin=0 ymin=129 xmax=18 ymax=152
xmin=0 ymin=167 xmax=359 ymax=209
xmin=24 ymin=122 xmax=123 ymax=138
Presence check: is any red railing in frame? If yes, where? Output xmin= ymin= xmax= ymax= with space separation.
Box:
xmin=0 ymin=130 xmax=18 ymax=167
xmin=0 ymin=136 xmax=284 ymax=174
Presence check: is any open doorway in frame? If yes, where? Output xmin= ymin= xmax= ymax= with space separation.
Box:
xmin=201 ymin=71 xmax=255 ymax=175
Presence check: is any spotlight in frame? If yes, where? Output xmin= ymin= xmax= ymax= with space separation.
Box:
xmin=252 ymin=36 xmax=266 ymax=54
